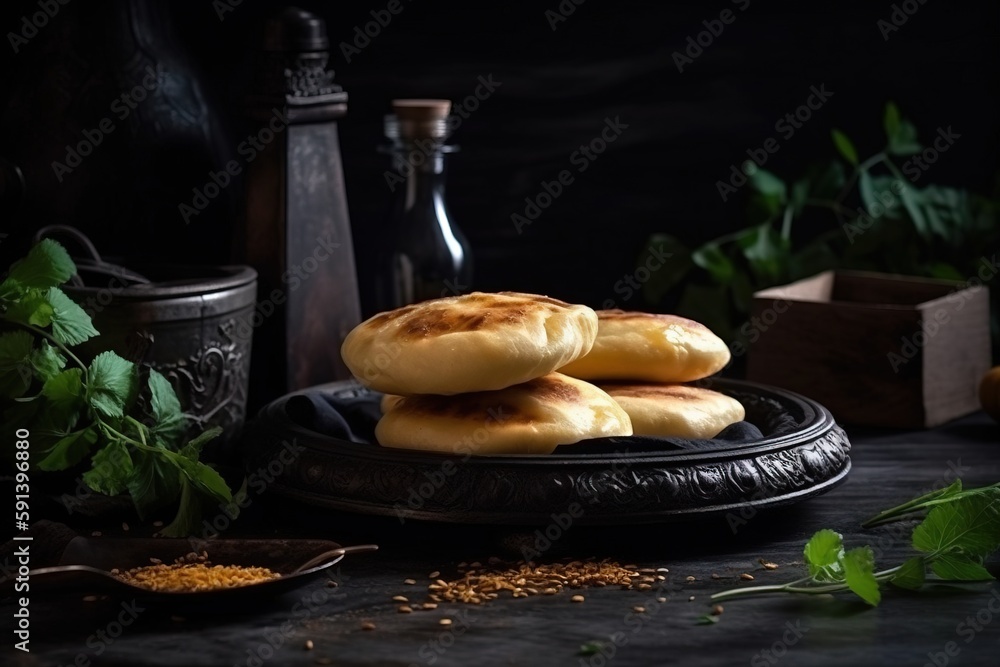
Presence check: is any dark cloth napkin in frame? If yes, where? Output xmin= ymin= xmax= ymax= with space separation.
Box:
xmin=285 ymin=389 xmax=770 ymax=453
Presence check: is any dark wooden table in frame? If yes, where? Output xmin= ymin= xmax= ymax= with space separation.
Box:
xmin=5 ymin=414 xmax=1000 ymax=667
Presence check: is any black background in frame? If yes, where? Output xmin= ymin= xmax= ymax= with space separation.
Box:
xmin=1 ymin=0 xmax=998 ymax=315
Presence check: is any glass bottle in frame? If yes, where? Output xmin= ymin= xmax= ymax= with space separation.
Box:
xmin=375 ymin=99 xmax=472 ymax=311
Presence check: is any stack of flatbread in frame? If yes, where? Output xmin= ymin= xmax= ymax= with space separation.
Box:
xmin=559 ymin=310 xmax=744 ymax=439
xmin=340 ymin=293 xmax=743 ymax=455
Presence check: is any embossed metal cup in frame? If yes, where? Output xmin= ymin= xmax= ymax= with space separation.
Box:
xmin=64 ymin=264 xmax=258 ymax=461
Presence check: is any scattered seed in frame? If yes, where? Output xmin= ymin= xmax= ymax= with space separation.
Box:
xmin=488 ymin=556 xmax=503 ymax=565
xmin=403 ymin=578 xmax=416 ymax=585
xmin=656 ymin=567 xmax=669 ymax=573
xmin=711 ymin=604 xmax=724 ymax=616
xmin=657 ymin=597 xmax=667 ymax=603
xmin=304 ymin=640 xmax=314 ymax=650
xmin=470 ymin=561 xmax=482 ymax=568
xmin=637 ymin=583 xmax=652 ymax=591
xmin=759 ymin=560 xmax=779 ymax=570
xmin=685 ymin=576 xmax=696 ymax=582
xmin=122 ymin=522 xmax=129 ymax=531
xmin=656 ymin=575 xmax=666 ymax=581
xmin=429 ymin=571 xmax=441 ymax=579
xmin=149 ymin=557 xmax=162 ymax=565
xmin=633 ymin=606 xmax=646 ymax=613
xmin=710 ymin=573 xmax=721 ymax=580
xmin=688 ymin=596 xmax=695 ymax=601
xmin=423 ymin=603 xmax=438 ymax=610
xmin=360 ymin=621 xmax=376 ymax=631
xmin=439 ymin=618 xmax=452 ymax=626
xmin=571 ymin=595 xmax=585 ymax=603
xmin=392 ymin=595 xmax=409 ymax=603
xmin=82 ymin=595 xmax=98 ymax=602
xmin=326 ymin=580 xmax=339 ymax=588
xmin=740 ymin=573 xmax=755 ymax=581
xmin=543 ymin=587 xmax=558 ymax=595
xmin=398 ymin=605 xmax=412 ymax=613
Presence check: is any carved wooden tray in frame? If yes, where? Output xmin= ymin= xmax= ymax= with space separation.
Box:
xmin=242 ymin=379 xmax=851 ymax=524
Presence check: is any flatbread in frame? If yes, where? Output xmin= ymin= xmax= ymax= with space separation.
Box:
xmin=375 ymin=373 xmax=633 ymax=455
xmin=559 ymin=310 xmax=730 ymax=382
xmin=601 ymin=383 xmax=744 ymax=438
xmin=342 ymin=292 xmax=598 ymax=395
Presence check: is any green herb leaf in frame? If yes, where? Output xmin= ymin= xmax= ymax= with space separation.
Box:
xmin=790 ymin=179 xmax=809 ymax=216
xmin=692 ymin=243 xmax=734 ymax=284
xmin=159 ymin=477 xmax=203 ymax=538
xmin=83 ymin=439 xmax=134 ymax=495
xmin=37 ymin=427 xmax=98 ymax=471
xmin=148 ymin=369 xmax=185 ymax=443
xmin=4 ymin=288 xmax=55 ymax=327
xmin=749 ymin=169 xmax=787 ymax=201
xmin=887 ymin=119 xmax=921 ymax=156
xmin=912 ymin=490 xmax=1000 ymax=558
xmin=891 ymin=556 xmax=926 ymax=590
xmin=179 ymin=426 xmax=223 ymax=462
xmin=803 ymin=529 xmax=844 ymax=581
xmin=46 ymin=288 xmax=98 ymax=346
xmin=842 ymin=546 xmax=881 ymax=605
xmin=738 ymin=224 xmax=789 ymax=284
xmin=863 ymin=479 xmax=963 ymax=528
xmin=578 ymin=641 xmax=607 ymax=656
xmin=930 ymin=553 xmax=994 ymax=582
xmin=41 ymin=368 xmax=84 ymax=432
xmin=0 ymin=330 xmax=35 ymax=398
xmin=30 ymin=341 xmax=66 ymax=382
xmin=831 ymin=129 xmax=858 ymax=165
xmin=86 ymin=351 xmax=137 ymax=420
xmin=127 ymin=447 xmax=181 ymax=519
xmin=696 ymin=614 xmax=720 ymax=625
xmin=1 ymin=239 xmax=75 ymax=291
xmin=174 ymin=455 xmax=232 ymax=504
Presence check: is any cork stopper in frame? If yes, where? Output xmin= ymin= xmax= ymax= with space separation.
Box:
xmin=389 ymin=99 xmax=452 ymax=141
xmin=392 ymin=99 xmax=452 ymax=121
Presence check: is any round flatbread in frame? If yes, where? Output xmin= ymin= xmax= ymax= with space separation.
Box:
xmin=342 ymin=292 xmax=598 ymax=395
xmin=558 ymin=310 xmax=731 ymax=382
xmin=601 ymin=383 xmax=744 ymax=439
xmin=375 ymin=373 xmax=633 ymax=455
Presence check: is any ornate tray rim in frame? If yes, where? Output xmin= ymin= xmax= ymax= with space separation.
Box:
xmin=243 ymin=379 xmax=851 ymax=524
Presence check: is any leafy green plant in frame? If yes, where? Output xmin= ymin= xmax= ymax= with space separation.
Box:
xmin=1 ymin=239 xmax=233 ymax=535
xmin=711 ymin=480 xmax=1000 ymax=606
xmin=641 ymin=102 xmax=1000 ymax=344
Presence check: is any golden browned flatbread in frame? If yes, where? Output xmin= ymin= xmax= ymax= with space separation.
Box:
xmin=342 ymin=292 xmax=598 ymax=395
xmin=375 ymin=373 xmax=632 ymax=455
xmin=600 ymin=383 xmax=744 ymax=438
xmin=558 ymin=310 xmax=730 ymax=382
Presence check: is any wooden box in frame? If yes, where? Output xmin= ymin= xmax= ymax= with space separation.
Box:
xmin=746 ymin=270 xmax=991 ymax=428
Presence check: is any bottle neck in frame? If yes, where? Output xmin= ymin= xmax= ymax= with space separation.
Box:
xmin=390 ymin=144 xmax=447 ymax=198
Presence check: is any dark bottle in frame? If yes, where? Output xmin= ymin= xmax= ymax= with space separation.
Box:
xmin=375 ymin=99 xmax=472 ymax=311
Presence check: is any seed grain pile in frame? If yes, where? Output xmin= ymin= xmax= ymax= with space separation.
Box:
xmin=114 ymin=551 xmax=280 ymax=592
xmin=415 ymin=559 xmax=667 ymax=605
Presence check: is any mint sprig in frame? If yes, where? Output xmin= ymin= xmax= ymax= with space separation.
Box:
xmin=711 ymin=482 xmax=1000 ymax=607
xmin=1 ymin=239 xmax=233 ymax=536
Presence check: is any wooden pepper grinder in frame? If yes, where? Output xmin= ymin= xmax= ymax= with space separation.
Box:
xmin=240 ymin=6 xmax=361 ymax=403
